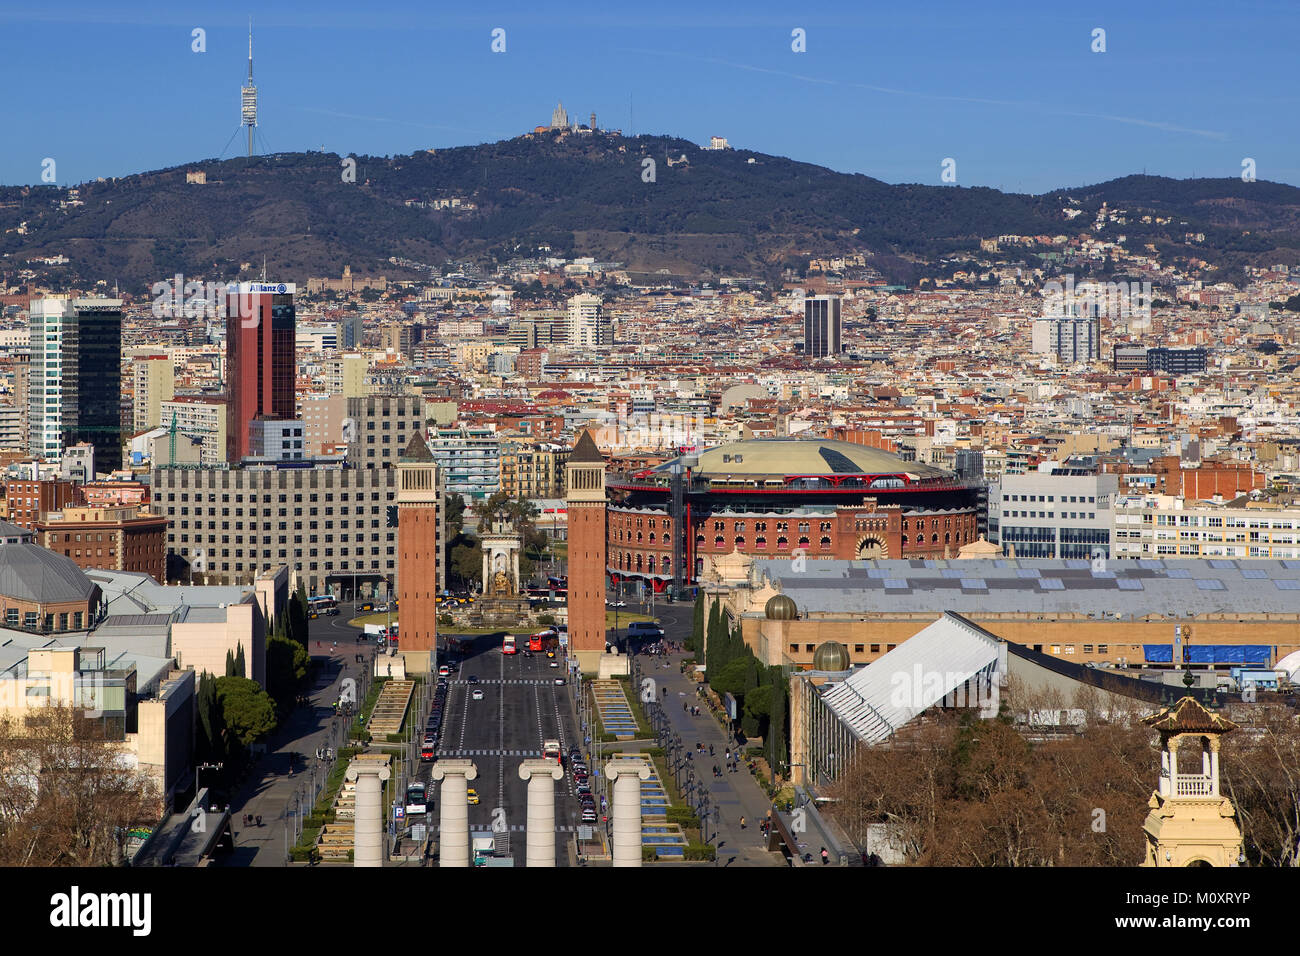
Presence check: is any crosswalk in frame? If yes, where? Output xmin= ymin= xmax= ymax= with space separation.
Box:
xmin=436 ymin=748 xmax=542 ymax=757
xmin=452 ymin=679 xmax=564 ymax=686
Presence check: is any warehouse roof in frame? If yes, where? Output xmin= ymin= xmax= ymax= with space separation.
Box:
xmin=756 ymin=557 xmax=1300 ymax=620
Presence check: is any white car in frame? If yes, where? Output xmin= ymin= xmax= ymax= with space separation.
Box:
xmin=549 ymin=660 xmax=560 ymax=669
xmin=471 ymin=688 xmax=484 ymax=701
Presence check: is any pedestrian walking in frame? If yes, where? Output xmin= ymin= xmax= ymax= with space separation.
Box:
xmin=821 ymin=847 xmax=830 ymax=865
xmin=740 ymin=816 xmax=746 ymax=830
xmin=708 ymin=744 xmax=714 ymax=756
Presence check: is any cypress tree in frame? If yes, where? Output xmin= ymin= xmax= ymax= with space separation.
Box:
xmin=705 ymin=599 xmax=721 ymax=670
xmin=235 ymin=642 xmax=246 ymax=678
xmin=225 ymin=649 xmax=236 ymax=677
xmin=689 ymin=590 xmax=705 ymax=652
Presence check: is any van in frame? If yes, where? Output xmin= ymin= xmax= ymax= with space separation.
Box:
xmin=627 ymin=621 xmax=665 ymax=639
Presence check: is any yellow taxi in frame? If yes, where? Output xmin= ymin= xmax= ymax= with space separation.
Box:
xmin=466 ymin=788 xmax=480 ymax=805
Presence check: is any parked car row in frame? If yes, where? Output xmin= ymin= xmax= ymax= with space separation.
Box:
xmin=421 ymin=674 xmax=451 ymax=761
xmin=570 ymin=748 xmax=597 ymax=823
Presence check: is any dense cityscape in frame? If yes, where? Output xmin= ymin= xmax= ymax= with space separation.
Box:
xmin=0 ymin=2 xmax=1294 ymax=938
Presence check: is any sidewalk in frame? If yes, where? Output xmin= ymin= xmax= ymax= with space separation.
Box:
xmin=222 ymin=649 xmax=362 ymax=866
xmin=634 ymin=653 xmax=783 ymax=867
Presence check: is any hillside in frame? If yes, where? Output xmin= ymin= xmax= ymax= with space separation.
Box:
xmin=2 ymin=132 xmax=1299 ymax=292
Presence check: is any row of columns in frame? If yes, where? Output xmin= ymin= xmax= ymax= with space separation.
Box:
xmin=349 ymin=758 xmax=648 ymax=867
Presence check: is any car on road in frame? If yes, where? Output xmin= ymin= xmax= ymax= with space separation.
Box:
xmin=554 ymin=676 xmax=565 ymax=686
xmin=549 ymin=660 xmax=560 ymax=668
xmin=580 ymin=807 xmax=597 ymax=823
xmin=575 ymin=783 xmax=591 ymax=797
xmin=467 ymin=675 xmax=480 ymax=683
xmin=606 ymin=599 xmax=627 ymax=607
xmin=466 ymin=789 xmax=480 ymax=805
xmin=438 ymin=665 xmax=450 ymax=677
xmin=471 ymin=688 xmax=484 ymax=701
xmin=545 ymin=649 xmax=556 ymax=659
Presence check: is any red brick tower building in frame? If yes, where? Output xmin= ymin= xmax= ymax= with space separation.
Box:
xmin=224 ymin=282 xmax=297 ymax=462
xmin=397 ymin=432 xmax=441 ymax=671
xmin=566 ymin=430 xmax=607 ymax=673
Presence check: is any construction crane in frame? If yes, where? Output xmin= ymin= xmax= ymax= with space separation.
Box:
xmin=165 ymin=410 xmax=216 ymax=465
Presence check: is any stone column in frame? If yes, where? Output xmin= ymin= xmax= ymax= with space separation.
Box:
xmin=432 ymin=759 xmax=478 ymax=867
xmin=519 ymin=758 xmax=565 ymax=867
xmin=605 ymin=759 xmax=651 ymax=868
xmin=346 ymin=761 xmax=391 ymax=868
xmin=482 ymin=551 xmax=490 ymax=594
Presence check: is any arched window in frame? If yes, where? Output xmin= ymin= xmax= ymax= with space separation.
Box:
xmin=636 ymin=553 xmax=643 ymax=571
xmin=662 ymin=556 xmax=671 ymax=574
xmin=756 ymin=536 xmax=767 ymax=549
xmin=777 ymin=536 xmax=789 ymax=550
xmin=798 ymin=536 xmax=809 ymax=548
xmin=931 ymin=533 xmax=939 ymax=544
xmin=735 ymin=536 xmax=745 ymax=548
xmin=714 ymin=536 xmax=724 ymax=548
xmin=901 ymin=534 xmax=908 ymax=547
xmin=647 ymin=555 xmax=656 ymax=573
xmin=820 ymin=536 xmax=831 ymax=549
xmin=648 ymin=532 xmax=656 ymax=544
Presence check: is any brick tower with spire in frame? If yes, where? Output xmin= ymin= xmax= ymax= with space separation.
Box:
xmin=565 ymin=430 xmax=607 ymax=673
xmin=397 ymin=432 xmax=441 ymax=670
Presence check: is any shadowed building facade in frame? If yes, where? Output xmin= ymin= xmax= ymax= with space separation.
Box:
xmin=566 ymin=430 xmax=607 ymax=674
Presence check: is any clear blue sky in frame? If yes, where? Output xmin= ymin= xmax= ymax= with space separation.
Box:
xmin=3 ymin=0 xmax=1297 ymax=193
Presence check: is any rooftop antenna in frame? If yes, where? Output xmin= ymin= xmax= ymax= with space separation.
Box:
xmin=241 ymin=17 xmax=258 ymax=158
xmin=261 ymin=255 xmax=267 ymax=281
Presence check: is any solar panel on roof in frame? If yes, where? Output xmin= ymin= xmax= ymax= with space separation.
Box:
xmin=1016 ymin=568 xmax=1041 ymax=578
xmin=1117 ymin=578 xmax=1144 ymax=591
xmin=941 ymin=569 xmax=965 ymax=579
xmin=1166 ymin=569 xmax=1192 ymax=579
xmin=1241 ymin=569 xmax=1268 ymax=580
xmin=1210 ymin=560 xmax=1237 ymax=569
xmin=1065 ymin=560 xmax=1090 ymax=569
xmin=1138 ymin=560 xmax=1164 ymax=570
xmin=1275 ymin=580 xmax=1300 ymax=591
xmin=1091 ymin=570 xmax=1116 ymax=579
xmin=1195 ymin=579 xmax=1225 ymax=591
xmin=1283 ymin=561 xmax=1300 ymax=571
xmin=883 ymin=578 xmax=910 ymax=590
xmin=1038 ymin=578 xmax=1065 ymax=590
xmin=960 ymin=578 xmax=987 ymax=590
xmin=866 ymin=568 xmax=890 ymax=578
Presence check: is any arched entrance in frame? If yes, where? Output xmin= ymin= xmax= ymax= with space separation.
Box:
xmin=856 ymin=536 xmax=888 ymax=560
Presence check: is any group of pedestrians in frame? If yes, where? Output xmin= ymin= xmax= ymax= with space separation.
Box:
xmin=682 ymin=702 xmax=702 ymax=717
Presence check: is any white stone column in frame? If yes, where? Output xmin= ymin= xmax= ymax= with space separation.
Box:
xmin=605 ymin=759 xmax=651 ymax=868
xmin=519 ymin=758 xmax=565 ymax=867
xmin=346 ymin=761 xmax=391 ymax=868
xmin=513 ymin=549 xmax=520 ymax=592
xmin=432 ymin=759 xmax=478 ymax=867
xmin=482 ymin=552 xmax=490 ymax=593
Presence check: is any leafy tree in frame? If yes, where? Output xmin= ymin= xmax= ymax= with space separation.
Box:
xmin=445 ymin=493 xmax=467 ymax=537
xmin=215 ymin=677 xmax=277 ymax=748
xmin=266 ymin=635 xmax=308 ymax=709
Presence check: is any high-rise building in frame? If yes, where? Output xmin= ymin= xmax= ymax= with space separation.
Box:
xmin=993 ymin=464 xmax=1117 ymax=559
xmin=396 ymin=433 xmax=441 ymax=664
xmin=803 ymin=295 xmax=842 ymax=359
xmin=28 ymin=297 xmax=123 ymax=467
xmin=565 ymin=430 xmax=607 ymax=673
xmin=345 ymin=395 xmax=424 ymax=468
xmin=336 ymin=313 xmax=363 ymax=351
xmin=132 ymin=354 xmax=175 ymax=433
xmin=429 ymin=426 xmax=500 ymax=499
xmin=225 ymin=282 xmax=296 ymax=462
xmin=1032 ymin=314 xmax=1101 ymax=363
xmin=567 ymin=293 xmax=610 ymax=349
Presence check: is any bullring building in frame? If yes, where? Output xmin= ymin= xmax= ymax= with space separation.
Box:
xmin=606 ymin=438 xmax=983 ymax=592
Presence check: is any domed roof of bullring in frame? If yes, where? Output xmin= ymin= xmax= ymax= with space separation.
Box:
xmin=653 ymin=439 xmax=952 ymax=481
xmin=0 ymin=542 xmax=100 ymax=605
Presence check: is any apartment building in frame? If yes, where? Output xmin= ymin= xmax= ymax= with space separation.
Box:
xmin=499 ymin=442 xmax=569 ymax=499
xmin=430 ymin=426 xmax=500 ymax=500
xmin=1113 ymin=494 xmax=1300 ymax=560
xmin=132 ymin=354 xmax=175 ymax=433
xmin=36 ymin=504 xmax=168 ymax=580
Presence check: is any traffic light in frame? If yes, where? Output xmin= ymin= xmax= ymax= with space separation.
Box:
xmin=387 ymin=505 xmax=399 ymax=528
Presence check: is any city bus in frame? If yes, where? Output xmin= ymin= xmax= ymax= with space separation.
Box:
xmin=502 ymin=635 xmax=517 ymax=655
xmin=405 ymin=782 xmax=428 ymax=816
xmin=307 ymin=595 xmax=339 ymax=618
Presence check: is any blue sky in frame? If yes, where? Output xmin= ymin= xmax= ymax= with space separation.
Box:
xmin=3 ymin=0 xmax=1297 ymax=193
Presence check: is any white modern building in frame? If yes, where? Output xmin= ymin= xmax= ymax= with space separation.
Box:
xmin=992 ymin=463 xmax=1117 ymax=559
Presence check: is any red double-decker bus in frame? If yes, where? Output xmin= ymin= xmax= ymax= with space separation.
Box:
xmin=502 ymin=635 xmax=517 ymax=655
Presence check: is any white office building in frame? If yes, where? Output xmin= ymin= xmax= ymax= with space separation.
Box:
xmin=993 ymin=463 xmax=1117 ymax=559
